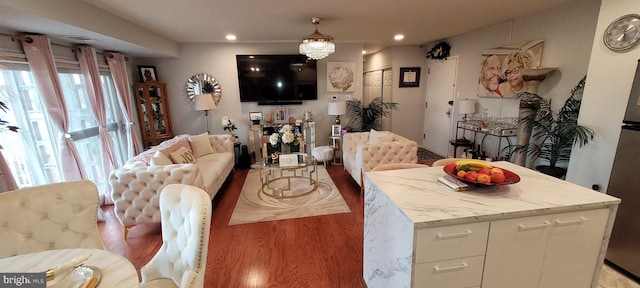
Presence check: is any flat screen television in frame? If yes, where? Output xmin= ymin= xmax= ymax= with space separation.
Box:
xmin=236 ymin=54 xmax=317 ymax=105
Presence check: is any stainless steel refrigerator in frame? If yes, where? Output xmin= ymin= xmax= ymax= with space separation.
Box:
xmin=606 ymin=59 xmax=640 ymax=279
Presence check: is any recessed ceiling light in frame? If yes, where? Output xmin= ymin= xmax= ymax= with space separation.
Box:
xmin=226 ymin=34 xmax=237 ymax=41
xmin=362 ymin=50 xmax=367 ymax=55
xmin=394 ymin=34 xmax=404 ymax=41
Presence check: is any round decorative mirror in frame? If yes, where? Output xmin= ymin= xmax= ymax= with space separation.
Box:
xmin=186 ymin=73 xmax=222 ymax=105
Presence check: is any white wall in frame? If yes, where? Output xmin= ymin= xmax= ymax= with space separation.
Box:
xmin=364 ymin=0 xmax=600 ymax=162
xmin=144 ymin=42 xmax=363 ymax=146
xmin=434 ymin=0 xmax=599 ymax=121
xmin=566 ymin=0 xmax=640 ymax=192
xmin=364 ymin=45 xmax=427 ymax=143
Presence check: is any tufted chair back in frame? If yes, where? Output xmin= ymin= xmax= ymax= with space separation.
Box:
xmin=0 ymin=180 xmax=105 ymax=258
xmin=140 ymin=184 xmax=212 ymax=288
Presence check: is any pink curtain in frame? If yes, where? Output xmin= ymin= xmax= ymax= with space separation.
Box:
xmin=0 ymin=145 xmax=18 ymax=192
xmin=76 ymin=46 xmax=116 ymax=204
xmin=20 ymin=35 xmax=86 ymax=181
xmin=106 ymin=52 xmax=143 ymax=158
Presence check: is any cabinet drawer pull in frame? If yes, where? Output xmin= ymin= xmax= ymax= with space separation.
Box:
xmin=555 ymin=217 xmax=587 ymax=225
xmin=434 ymin=262 xmax=468 ymax=272
xmin=518 ymin=221 xmax=551 ymax=230
xmin=436 ymin=229 xmax=472 ymax=239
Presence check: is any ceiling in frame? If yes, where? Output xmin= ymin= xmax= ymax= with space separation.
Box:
xmin=0 ymin=0 xmax=579 ymax=57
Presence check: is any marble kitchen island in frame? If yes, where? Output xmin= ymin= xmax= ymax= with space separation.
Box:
xmin=363 ymin=161 xmax=620 ymax=288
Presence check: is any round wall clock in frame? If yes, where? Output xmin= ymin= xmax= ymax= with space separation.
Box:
xmin=603 ymin=14 xmax=640 ymax=52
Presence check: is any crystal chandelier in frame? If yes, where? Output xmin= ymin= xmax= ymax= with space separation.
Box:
xmin=299 ymin=17 xmax=335 ymax=60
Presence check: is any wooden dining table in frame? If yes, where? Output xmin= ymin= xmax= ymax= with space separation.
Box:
xmin=0 ymin=248 xmax=139 ymax=287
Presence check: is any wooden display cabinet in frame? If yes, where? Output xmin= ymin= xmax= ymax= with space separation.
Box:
xmin=135 ymin=80 xmax=174 ymax=149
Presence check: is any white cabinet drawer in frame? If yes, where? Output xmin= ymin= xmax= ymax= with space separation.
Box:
xmin=415 ymin=222 xmax=489 ymax=263
xmin=414 ymin=255 xmax=485 ymax=288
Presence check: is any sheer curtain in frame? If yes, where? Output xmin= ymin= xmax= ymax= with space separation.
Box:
xmin=0 ymin=145 xmax=18 ymax=192
xmin=20 ymin=35 xmax=86 ymax=181
xmin=76 ymin=46 xmax=116 ymax=201
xmin=106 ymin=52 xmax=143 ymax=158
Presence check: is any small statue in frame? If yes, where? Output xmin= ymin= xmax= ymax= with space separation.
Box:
xmin=271 ymin=151 xmax=281 ymax=162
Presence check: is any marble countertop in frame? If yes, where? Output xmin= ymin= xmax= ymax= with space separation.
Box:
xmin=365 ymin=161 xmax=620 ymax=228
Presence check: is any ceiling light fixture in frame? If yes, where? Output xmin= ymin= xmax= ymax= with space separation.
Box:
xmin=226 ymin=34 xmax=237 ymax=41
xmin=299 ymin=17 xmax=335 ymax=60
xmin=394 ymin=34 xmax=405 ymax=41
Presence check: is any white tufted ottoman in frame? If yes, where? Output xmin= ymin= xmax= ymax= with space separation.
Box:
xmin=312 ymin=146 xmax=334 ymax=165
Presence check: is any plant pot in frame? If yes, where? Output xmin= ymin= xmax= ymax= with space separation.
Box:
xmin=535 ymin=165 xmax=567 ymax=179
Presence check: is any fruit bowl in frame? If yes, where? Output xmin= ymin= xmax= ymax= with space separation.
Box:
xmin=443 ymin=163 xmax=521 ymax=186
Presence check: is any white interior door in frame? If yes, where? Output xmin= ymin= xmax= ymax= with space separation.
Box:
xmin=381 ymin=69 xmax=393 ymax=131
xmin=363 ymin=69 xmax=392 ymax=131
xmin=423 ymin=57 xmax=457 ymax=157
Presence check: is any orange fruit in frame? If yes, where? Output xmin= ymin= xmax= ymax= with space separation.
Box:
xmin=477 ymin=174 xmax=491 ymax=184
xmin=491 ymin=172 xmax=506 ymax=183
xmin=457 ymin=170 xmax=466 ymax=178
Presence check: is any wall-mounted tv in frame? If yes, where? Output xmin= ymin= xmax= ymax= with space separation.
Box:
xmin=236 ymin=54 xmax=317 ymax=105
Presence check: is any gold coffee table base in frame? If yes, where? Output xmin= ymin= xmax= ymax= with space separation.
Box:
xmin=260 ymin=162 xmax=318 ymax=199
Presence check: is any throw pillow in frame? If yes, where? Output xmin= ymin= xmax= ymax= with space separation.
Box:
xmin=150 ymin=151 xmax=173 ymax=165
xmin=189 ymin=132 xmax=214 ymax=158
xmin=159 ymin=136 xmax=193 ymax=159
xmin=368 ymin=129 xmax=393 ymax=143
xmin=169 ymin=146 xmax=195 ymax=164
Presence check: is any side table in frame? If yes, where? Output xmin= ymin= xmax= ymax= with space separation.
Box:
xmin=330 ymin=136 xmax=342 ymax=165
xmin=234 ymin=142 xmax=241 ymax=166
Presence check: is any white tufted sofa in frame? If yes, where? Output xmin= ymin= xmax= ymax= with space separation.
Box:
xmin=342 ymin=130 xmax=418 ymax=186
xmin=109 ymin=134 xmax=234 ymax=236
xmin=0 ymin=180 xmax=105 ymax=258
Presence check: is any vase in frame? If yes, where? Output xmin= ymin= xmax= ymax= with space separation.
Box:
xmin=281 ymin=143 xmax=291 ymax=154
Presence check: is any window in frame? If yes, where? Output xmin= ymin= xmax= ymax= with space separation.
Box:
xmin=0 ymin=68 xmax=127 ymax=194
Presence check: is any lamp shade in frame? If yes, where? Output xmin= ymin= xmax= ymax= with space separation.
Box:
xmin=328 ymin=101 xmax=346 ymax=115
xmin=195 ymin=94 xmax=217 ymax=111
xmin=458 ymin=99 xmax=476 ymax=115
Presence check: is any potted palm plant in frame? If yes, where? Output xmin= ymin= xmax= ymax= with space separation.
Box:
xmin=508 ymin=76 xmax=593 ymax=178
xmin=345 ymin=97 xmax=398 ymax=132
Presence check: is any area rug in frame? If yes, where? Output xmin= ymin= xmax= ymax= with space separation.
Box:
xmin=418 ymin=147 xmax=445 ymax=160
xmin=228 ymin=166 xmax=351 ymax=225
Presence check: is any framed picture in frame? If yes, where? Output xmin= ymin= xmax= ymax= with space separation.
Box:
xmin=274 ymin=108 xmax=288 ymax=124
xmin=399 ymin=67 xmax=421 ymax=87
xmin=138 ymin=65 xmax=158 ymax=83
xmin=331 ymin=124 xmax=342 ymax=137
xmin=327 ymin=62 xmax=356 ymax=92
xmin=249 ymin=112 xmax=263 ymax=124
xmin=478 ymin=39 xmax=544 ymax=98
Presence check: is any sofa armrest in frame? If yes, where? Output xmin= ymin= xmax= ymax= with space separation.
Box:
xmin=109 ymin=164 xmax=205 ymax=226
xmin=209 ymin=134 xmax=235 ymax=153
xmin=343 ymin=132 xmax=370 ymax=157
xmin=355 ymin=141 xmax=418 ymax=173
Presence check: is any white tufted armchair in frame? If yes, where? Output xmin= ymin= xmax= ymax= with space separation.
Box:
xmin=0 ymin=180 xmax=105 ymax=258
xmin=342 ymin=131 xmax=418 ymax=188
xmin=140 ymin=184 xmax=212 ymax=288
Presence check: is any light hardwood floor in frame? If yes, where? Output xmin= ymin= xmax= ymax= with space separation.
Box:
xmin=98 ymin=164 xmax=639 ymax=287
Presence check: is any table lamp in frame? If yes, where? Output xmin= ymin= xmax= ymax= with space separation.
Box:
xmin=458 ymin=99 xmax=476 ymax=122
xmin=328 ymin=101 xmax=346 ymax=125
xmin=195 ymin=93 xmax=217 ymax=133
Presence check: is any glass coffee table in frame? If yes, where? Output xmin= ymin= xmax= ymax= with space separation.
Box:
xmin=259 ymin=153 xmax=318 ymax=199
